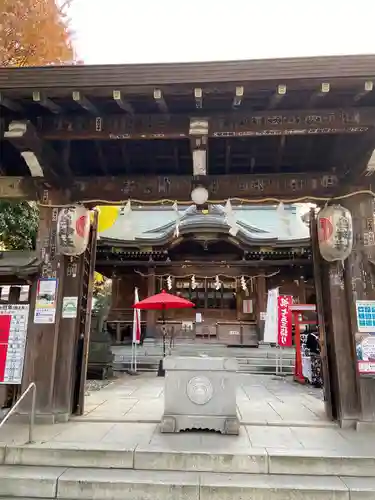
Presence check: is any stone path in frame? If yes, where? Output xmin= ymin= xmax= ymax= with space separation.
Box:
xmin=79 ymin=372 xmax=327 ymax=426
xmin=0 ymin=373 xmax=374 ymax=457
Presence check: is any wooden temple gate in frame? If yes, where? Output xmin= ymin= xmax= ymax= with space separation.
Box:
xmin=1 ymin=55 xmax=375 ymax=426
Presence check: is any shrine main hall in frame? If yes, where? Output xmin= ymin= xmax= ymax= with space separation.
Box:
xmin=0 ymin=55 xmax=375 ymax=427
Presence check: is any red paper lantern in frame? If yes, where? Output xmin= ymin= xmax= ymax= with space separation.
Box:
xmin=57 ymin=205 xmax=90 ymax=256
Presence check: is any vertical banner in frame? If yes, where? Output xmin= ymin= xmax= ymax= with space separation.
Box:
xmin=277 ymin=295 xmax=293 ymax=347
xmin=133 ymin=287 xmax=141 ymax=344
xmin=263 ymin=288 xmax=279 ymax=343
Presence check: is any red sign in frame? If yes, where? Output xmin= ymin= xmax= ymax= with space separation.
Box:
xmin=0 ymin=315 xmax=11 ymax=343
xmin=0 ymin=315 xmax=12 ymax=383
xmin=318 ymin=217 xmax=333 ymax=242
xmin=277 ymin=295 xmax=293 ymax=347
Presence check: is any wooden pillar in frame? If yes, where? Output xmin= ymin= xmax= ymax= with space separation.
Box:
xmin=344 ymin=194 xmax=375 ymax=425
xmin=326 ymin=262 xmax=359 ymax=425
xmin=146 ymin=268 xmax=156 ymax=337
xmin=22 ymin=200 xmax=64 ymax=421
xmin=22 ymin=197 xmax=97 ymax=422
xmin=256 ymin=274 xmax=266 ymax=341
xmin=298 ymin=276 xmax=307 ymax=303
xmin=52 ymin=256 xmax=83 ymax=419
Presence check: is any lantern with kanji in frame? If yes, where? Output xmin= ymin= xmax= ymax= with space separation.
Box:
xmin=57 ymin=205 xmax=91 ymax=256
xmin=317 ymin=204 xmax=353 ymax=262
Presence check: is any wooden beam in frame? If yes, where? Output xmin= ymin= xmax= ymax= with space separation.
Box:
xmin=308 ymin=82 xmax=330 ymax=107
xmin=95 ymin=141 xmax=109 ymax=174
xmin=66 ymin=171 xmax=346 ymax=204
xmin=194 ymin=88 xmax=203 ymax=109
xmin=173 ymin=144 xmax=179 ymax=172
xmin=96 ymin=259 xmax=313 ymax=268
xmin=232 ymin=86 xmax=244 ymax=108
xmin=32 ymin=91 xmax=61 ymax=114
xmin=0 ymin=92 xmax=23 ymax=113
xmin=0 ymin=173 xmax=370 ymax=202
xmin=225 ymin=140 xmax=231 ymax=173
xmin=120 ymin=142 xmax=130 ymax=174
xmin=36 ymin=107 xmax=375 ymax=141
xmin=268 ymin=84 xmax=287 ymax=109
xmin=364 ymin=148 xmax=375 ymax=176
xmin=354 ymin=81 xmax=374 ymax=103
xmin=112 ymin=90 xmax=134 ymax=114
xmin=0 ymin=177 xmax=38 ymax=199
xmin=4 ymin=120 xmax=60 ymax=183
xmin=72 ymin=91 xmax=98 ymax=114
xmin=153 ymin=89 xmax=168 ymax=113
xmin=60 ymin=140 xmax=73 ymax=180
xmin=274 ymin=135 xmax=286 ymax=171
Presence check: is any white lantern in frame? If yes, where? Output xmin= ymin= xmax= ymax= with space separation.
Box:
xmin=317 ymin=204 xmax=353 ymax=262
xmin=57 ymin=205 xmax=91 ymax=256
xmin=191 ymin=186 xmax=209 ymax=205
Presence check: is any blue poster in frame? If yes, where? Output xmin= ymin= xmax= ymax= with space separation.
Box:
xmin=356 ymin=300 xmax=375 ymax=332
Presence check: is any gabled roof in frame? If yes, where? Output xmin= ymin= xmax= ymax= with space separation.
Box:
xmin=0 ymin=251 xmax=41 ymax=277
xmin=98 ymin=204 xmax=310 ymax=248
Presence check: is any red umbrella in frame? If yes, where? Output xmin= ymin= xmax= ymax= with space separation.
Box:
xmin=133 ymin=290 xmax=194 ymax=376
xmin=133 ymin=289 xmax=194 ymax=310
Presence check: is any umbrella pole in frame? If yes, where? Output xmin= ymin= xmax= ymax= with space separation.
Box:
xmin=157 ymin=307 xmax=166 ymax=377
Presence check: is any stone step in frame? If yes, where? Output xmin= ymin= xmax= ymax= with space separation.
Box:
xmin=237 ymin=358 xmax=294 ymax=366
xmin=112 ymin=347 xmax=296 ymax=359
xmin=113 ymin=356 xmax=295 ymax=367
xmin=0 ymin=465 xmax=374 ymax=499
xmin=3 ymin=443 xmax=375 ymax=477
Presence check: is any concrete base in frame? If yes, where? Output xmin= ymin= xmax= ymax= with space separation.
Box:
xmin=340 ymin=418 xmax=357 ymax=430
xmin=160 ymin=414 xmax=240 ymax=434
xmin=356 ymin=420 xmax=375 ymax=432
xmin=11 ymin=411 xmax=70 ymax=425
xmin=162 ymin=356 xmax=239 ymax=434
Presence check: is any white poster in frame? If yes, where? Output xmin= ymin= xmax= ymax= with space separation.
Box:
xmin=62 ymin=297 xmax=78 ymax=319
xmin=263 ymin=288 xmax=279 ymax=343
xmin=0 ymin=304 xmax=29 ymax=385
xmin=34 ymin=278 xmax=58 ymax=324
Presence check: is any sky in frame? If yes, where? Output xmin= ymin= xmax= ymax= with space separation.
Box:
xmin=70 ymin=0 xmax=375 ymax=65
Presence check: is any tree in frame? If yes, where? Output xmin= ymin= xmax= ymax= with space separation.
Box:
xmin=0 ymin=1 xmax=76 ymax=248
xmin=0 ymin=201 xmax=39 ymax=250
xmin=0 ymin=0 xmax=74 ymax=67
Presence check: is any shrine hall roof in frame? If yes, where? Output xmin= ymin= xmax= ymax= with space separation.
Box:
xmin=97 ymin=204 xmax=310 ymax=247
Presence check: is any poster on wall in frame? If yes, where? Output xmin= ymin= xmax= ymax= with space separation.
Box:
xmin=355 ymin=332 xmax=375 ymax=375
xmin=263 ymin=288 xmax=279 ymax=343
xmin=356 ymin=300 xmax=375 ymax=333
xmin=0 ymin=304 xmax=29 ymax=384
xmin=277 ymin=295 xmax=293 ymax=347
xmin=34 ymin=278 xmax=58 ymax=324
xmin=62 ymin=297 xmax=78 ymax=319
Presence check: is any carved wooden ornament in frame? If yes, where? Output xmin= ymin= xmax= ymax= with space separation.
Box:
xmin=57 ymin=205 xmax=90 ymax=256
xmin=317 ymin=204 xmax=353 ymax=262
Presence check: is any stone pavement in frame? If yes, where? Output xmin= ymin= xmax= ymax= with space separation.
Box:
xmin=0 ymin=372 xmax=373 ymax=454
xmin=1 ymin=373 xmax=375 ymax=499
xmin=79 ymin=372 xmax=327 ymax=426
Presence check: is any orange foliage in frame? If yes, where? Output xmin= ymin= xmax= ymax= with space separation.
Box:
xmin=0 ymin=0 xmax=75 ymax=67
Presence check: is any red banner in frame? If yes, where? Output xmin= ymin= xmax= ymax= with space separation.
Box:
xmin=0 ymin=315 xmax=12 ymax=382
xmin=0 ymin=315 xmax=11 ymax=344
xmin=277 ymin=295 xmax=293 ymax=347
